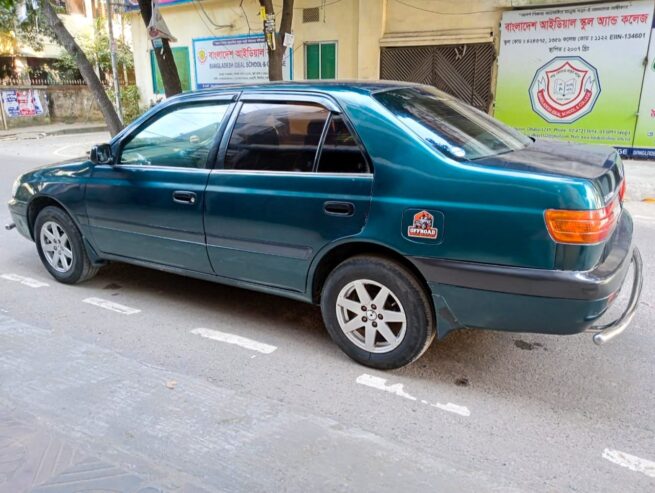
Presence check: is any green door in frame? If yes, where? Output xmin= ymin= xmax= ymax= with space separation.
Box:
xmin=150 ymin=47 xmax=192 ymax=94
xmin=86 ymin=100 xmax=233 ymax=273
xmin=305 ymin=42 xmax=336 ymax=80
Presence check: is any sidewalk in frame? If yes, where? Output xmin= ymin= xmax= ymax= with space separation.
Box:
xmin=623 ymin=159 xmax=655 ymax=202
xmin=0 ymin=122 xmax=107 ymax=141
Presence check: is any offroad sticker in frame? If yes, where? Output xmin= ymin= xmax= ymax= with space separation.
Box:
xmin=407 ymin=210 xmax=438 ymax=240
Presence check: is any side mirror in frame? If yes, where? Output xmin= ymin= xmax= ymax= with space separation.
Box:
xmin=90 ymin=143 xmax=113 ymax=164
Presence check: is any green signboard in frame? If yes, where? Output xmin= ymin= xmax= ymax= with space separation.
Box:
xmin=633 ymin=26 xmax=655 ymax=158
xmin=495 ymin=1 xmax=655 ymax=158
xmin=150 ymin=46 xmax=191 ymax=94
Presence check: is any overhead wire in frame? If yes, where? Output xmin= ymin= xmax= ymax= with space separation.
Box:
xmin=192 ymin=0 xmax=233 ymax=29
xmin=391 ymin=0 xmax=500 ymax=15
xmin=240 ymin=0 xmax=252 ymax=35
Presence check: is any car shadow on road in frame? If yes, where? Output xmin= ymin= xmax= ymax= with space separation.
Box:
xmin=84 ymin=260 xmax=652 ymax=420
xmin=89 ymin=261 xmax=329 ymax=342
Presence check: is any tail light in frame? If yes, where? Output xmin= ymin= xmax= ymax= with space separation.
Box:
xmin=545 ymin=199 xmax=620 ymax=245
xmin=618 ymin=179 xmax=626 ymax=203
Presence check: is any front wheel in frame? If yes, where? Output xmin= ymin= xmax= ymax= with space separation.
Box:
xmin=34 ymin=206 xmax=99 ymax=284
xmin=321 ymin=255 xmax=435 ymax=369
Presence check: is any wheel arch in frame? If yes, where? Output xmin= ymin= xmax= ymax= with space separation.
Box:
xmin=309 ymin=240 xmax=433 ymax=307
xmin=27 ymin=195 xmax=83 ymax=241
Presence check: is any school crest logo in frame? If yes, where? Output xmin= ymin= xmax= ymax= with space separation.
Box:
xmin=198 ymin=49 xmax=207 ymax=64
xmin=529 ymin=56 xmax=600 ymax=124
xmin=407 ymin=211 xmax=438 ymax=239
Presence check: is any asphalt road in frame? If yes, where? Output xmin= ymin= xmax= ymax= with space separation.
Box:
xmin=1 ymin=132 xmax=654 ymax=492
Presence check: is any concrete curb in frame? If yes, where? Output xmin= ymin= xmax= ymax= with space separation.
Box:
xmin=46 ymin=125 xmax=108 ymax=136
xmin=0 ymin=125 xmax=108 ymax=141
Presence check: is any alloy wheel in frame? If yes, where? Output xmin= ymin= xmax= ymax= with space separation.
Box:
xmin=335 ymin=279 xmax=407 ymax=353
xmin=40 ymin=221 xmax=73 ymax=273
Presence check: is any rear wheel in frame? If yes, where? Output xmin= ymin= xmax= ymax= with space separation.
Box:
xmin=34 ymin=206 xmax=99 ymax=284
xmin=321 ymin=255 xmax=435 ymax=369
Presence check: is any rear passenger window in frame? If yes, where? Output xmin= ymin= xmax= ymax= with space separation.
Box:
xmin=317 ymin=115 xmax=369 ymax=173
xmin=224 ymin=102 xmax=329 ymax=172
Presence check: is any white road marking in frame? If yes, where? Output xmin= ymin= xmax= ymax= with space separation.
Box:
xmin=53 ymin=143 xmax=89 ymax=158
xmin=356 ymin=373 xmax=470 ymax=417
xmin=432 ymin=402 xmax=471 ymax=417
xmin=632 ymin=214 xmax=655 ymax=223
xmin=1 ymin=273 xmax=49 ymax=288
xmin=356 ymin=374 xmax=416 ymax=400
xmin=602 ymin=448 xmax=655 ymax=478
xmin=82 ymin=297 xmax=141 ymax=315
xmin=191 ymin=328 xmax=277 ymax=354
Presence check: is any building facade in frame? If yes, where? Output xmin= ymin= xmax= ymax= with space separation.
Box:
xmin=127 ymin=0 xmax=655 ymax=157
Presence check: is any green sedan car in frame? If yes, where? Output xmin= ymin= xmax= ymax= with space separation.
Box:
xmin=7 ymin=82 xmax=643 ymax=369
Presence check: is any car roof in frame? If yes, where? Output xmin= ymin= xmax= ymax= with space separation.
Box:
xmin=171 ymin=80 xmax=421 ymax=102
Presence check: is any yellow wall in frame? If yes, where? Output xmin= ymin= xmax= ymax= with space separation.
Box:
xmin=129 ymin=0 xmax=373 ymax=104
xmin=383 ymin=0 xmax=597 ymax=45
xmin=128 ymin=0 xmax=611 ymax=104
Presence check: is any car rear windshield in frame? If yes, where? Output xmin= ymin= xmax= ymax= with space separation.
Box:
xmin=373 ymin=86 xmax=532 ymax=160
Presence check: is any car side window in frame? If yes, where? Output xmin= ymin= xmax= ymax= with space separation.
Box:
xmin=119 ymin=103 xmax=229 ymax=168
xmin=317 ymin=115 xmax=369 ymax=173
xmin=224 ymin=102 xmax=329 ymax=172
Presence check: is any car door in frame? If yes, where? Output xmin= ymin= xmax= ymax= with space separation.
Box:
xmin=85 ymin=97 xmax=234 ymax=273
xmin=204 ymin=94 xmax=373 ymax=292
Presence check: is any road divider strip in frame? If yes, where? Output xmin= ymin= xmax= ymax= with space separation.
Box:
xmin=191 ymin=328 xmax=277 ymax=354
xmin=1 ymin=273 xmax=49 ymax=288
xmin=602 ymin=448 xmax=655 ymax=478
xmin=356 ymin=373 xmax=470 ymax=417
xmin=82 ymin=297 xmax=141 ymax=315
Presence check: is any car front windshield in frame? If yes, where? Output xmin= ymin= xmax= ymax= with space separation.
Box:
xmin=373 ymin=86 xmax=532 ymax=160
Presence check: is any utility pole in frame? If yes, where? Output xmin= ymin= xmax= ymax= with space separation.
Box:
xmin=106 ymin=0 xmax=123 ymax=122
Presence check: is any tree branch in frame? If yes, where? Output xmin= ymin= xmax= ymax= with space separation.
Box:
xmin=40 ymin=0 xmax=123 ymax=135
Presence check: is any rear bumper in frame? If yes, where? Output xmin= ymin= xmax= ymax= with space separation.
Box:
xmin=412 ymin=210 xmax=641 ymax=339
xmin=587 ymin=247 xmax=643 ymax=344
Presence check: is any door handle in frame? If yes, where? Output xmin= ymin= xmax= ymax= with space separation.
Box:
xmin=324 ymin=201 xmax=355 ymax=216
xmin=173 ymin=191 xmax=197 ymax=205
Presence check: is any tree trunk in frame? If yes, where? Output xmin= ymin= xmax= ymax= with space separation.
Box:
xmin=137 ymin=0 xmax=182 ymax=97
xmin=41 ymin=0 xmax=123 ymax=136
xmin=260 ymin=0 xmax=294 ymax=81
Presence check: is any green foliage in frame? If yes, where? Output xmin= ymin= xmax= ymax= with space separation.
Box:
xmin=108 ymin=84 xmax=142 ymax=124
xmin=0 ymin=0 xmax=54 ymax=52
xmin=53 ymin=18 xmax=134 ymax=82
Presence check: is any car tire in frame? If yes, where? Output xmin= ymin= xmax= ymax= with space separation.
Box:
xmin=321 ymin=255 xmax=435 ymax=369
xmin=34 ymin=206 xmax=99 ymax=284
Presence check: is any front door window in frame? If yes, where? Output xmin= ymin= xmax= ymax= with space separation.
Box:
xmin=120 ymin=103 xmax=229 ymax=168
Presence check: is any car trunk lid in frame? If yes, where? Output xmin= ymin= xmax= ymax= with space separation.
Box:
xmin=472 ymin=138 xmax=624 ymax=204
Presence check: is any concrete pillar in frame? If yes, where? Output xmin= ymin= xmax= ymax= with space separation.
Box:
xmin=355 ymin=0 xmax=386 ymax=79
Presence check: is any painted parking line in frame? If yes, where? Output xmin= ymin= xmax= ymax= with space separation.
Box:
xmin=82 ymin=297 xmax=141 ymax=315
xmin=632 ymin=214 xmax=655 ymax=223
xmin=53 ymin=143 xmax=90 ymax=158
xmin=356 ymin=373 xmax=471 ymax=417
xmin=356 ymin=373 xmax=416 ymax=400
xmin=1 ymin=273 xmax=49 ymax=288
xmin=602 ymin=448 xmax=655 ymax=478
xmin=191 ymin=328 xmax=277 ymax=354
